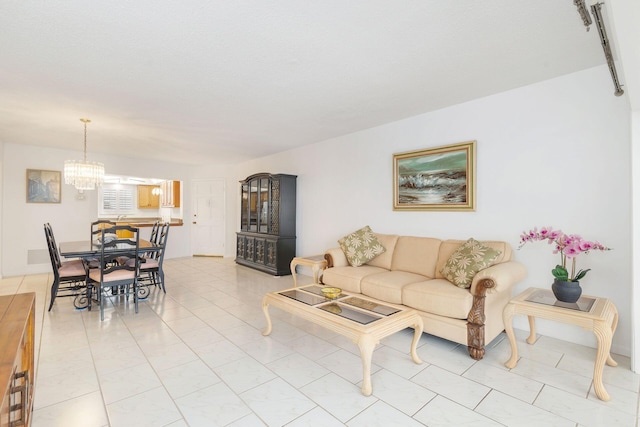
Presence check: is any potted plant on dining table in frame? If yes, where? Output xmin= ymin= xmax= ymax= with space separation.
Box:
xmin=519 ymin=226 xmax=611 ymax=303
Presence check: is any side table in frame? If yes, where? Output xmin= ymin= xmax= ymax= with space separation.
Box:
xmin=503 ymin=287 xmax=618 ymax=401
xmin=290 ymin=255 xmax=328 ymax=287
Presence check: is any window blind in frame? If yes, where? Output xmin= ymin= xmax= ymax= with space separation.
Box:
xmin=100 ymin=185 xmax=135 ymax=213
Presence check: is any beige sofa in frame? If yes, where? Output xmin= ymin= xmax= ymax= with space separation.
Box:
xmin=323 ymin=234 xmax=527 ymax=359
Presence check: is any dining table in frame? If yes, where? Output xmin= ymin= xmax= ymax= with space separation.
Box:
xmin=59 ymin=239 xmax=158 ymax=260
xmin=59 ymin=239 xmax=160 ymax=309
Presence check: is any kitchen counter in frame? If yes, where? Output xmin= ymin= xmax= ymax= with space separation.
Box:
xmin=99 ymin=218 xmax=184 ymax=227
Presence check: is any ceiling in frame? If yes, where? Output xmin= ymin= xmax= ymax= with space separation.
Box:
xmin=0 ymin=1 xmax=610 ymax=166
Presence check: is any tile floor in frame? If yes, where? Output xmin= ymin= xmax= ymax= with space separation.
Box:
xmin=2 ymin=256 xmax=639 ymax=427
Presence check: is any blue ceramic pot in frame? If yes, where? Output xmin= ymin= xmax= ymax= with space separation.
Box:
xmin=552 ymin=279 xmax=582 ymax=303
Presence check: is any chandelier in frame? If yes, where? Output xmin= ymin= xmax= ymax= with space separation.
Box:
xmin=64 ymin=118 xmax=105 ymax=190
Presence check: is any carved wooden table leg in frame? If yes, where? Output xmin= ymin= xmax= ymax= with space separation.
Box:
xmin=290 ymin=259 xmax=299 ymax=287
xmin=410 ymin=317 xmax=424 ymax=364
xmin=593 ymin=318 xmax=613 ymax=401
xmin=526 ymin=315 xmax=536 ymax=344
xmin=311 ymin=263 xmax=322 ymax=284
xmin=503 ymin=302 xmax=518 ymax=369
xmin=357 ymin=335 xmax=376 ymax=396
xmin=607 ymin=305 xmax=619 ymax=368
xmin=262 ymin=297 xmax=273 ymax=336
xmin=592 ymin=303 xmax=618 ymax=401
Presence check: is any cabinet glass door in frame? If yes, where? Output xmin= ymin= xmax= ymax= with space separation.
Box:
xmin=259 ymin=179 xmax=269 ymax=233
xmin=240 ymin=184 xmax=249 ymax=230
xmin=249 ymin=180 xmax=258 ymax=232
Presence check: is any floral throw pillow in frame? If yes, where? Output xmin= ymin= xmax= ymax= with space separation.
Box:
xmin=440 ymin=238 xmax=502 ymax=288
xmin=338 ymin=226 xmax=386 ymax=267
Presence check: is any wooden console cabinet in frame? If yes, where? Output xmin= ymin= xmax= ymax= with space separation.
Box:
xmin=236 ymin=173 xmax=297 ymax=275
xmin=0 ymin=293 xmax=35 ymax=427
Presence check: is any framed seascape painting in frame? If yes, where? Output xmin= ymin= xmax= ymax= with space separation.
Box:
xmin=27 ymin=169 xmax=61 ymax=203
xmin=393 ymin=141 xmax=476 ymax=211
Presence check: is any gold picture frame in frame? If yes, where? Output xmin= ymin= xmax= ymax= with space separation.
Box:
xmin=27 ymin=169 xmax=61 ymax=203
xmin=393 ymin=141 xmax=476 ymax=211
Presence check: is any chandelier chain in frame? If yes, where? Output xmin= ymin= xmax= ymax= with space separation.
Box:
xmin=83 ymin=120 xmax=87 ymax=162
xmin=80 ymin=118 xmax=91 ymax=162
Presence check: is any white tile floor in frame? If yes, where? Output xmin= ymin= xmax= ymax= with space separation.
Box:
xmin=3 ymin=256 xmax=639 ymax=427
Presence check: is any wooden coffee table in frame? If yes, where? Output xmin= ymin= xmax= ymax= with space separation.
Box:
xmin=503 ymin=287 xmax=618 ymax=401
xmin=262 ymin=284 xmax=424 ymax=396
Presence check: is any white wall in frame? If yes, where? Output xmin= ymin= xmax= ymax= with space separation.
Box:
xmin=609 ymin=0 xmax=640 ymax=371
xmin=230 ymin=65 xmax=633 ymax=356
xmin=1 ymin=143 xmax=194 ymax=277
xmin=632 ymin=110 xmax=640 ymax=370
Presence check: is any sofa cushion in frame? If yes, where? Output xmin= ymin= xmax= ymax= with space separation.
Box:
xmin=338 ymin=226 xmax=386 ymax=267
xmin=321 ymin=265 xmax=388 ymax=293
xmin=390 ymin=236 xmax=442 ymax=278
xmin=366 ymin=233 xmax=399 ymax=270
xmin=440 ymin=238 xmax=502 ymax=288
xmin=436 ymin=239 xmax=512 ymax=279
xmin=360 ymin=271 xmax=428 ymax=304
xmin=402 ymin=279 xmax=474 ymax=319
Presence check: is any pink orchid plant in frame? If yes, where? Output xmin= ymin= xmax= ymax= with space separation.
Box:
xmin=519 ymin=226 xmax=610 ymax=282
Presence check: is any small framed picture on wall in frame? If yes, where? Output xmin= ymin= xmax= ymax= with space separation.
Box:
xmin=26 ymin=169 xmax=62 ymax=203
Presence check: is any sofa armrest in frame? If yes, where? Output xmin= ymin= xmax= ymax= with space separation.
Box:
xmin=324 ymin=247 xmax=349 ymax=268
xmin=469 ymin=261 xmax=527 ymax=295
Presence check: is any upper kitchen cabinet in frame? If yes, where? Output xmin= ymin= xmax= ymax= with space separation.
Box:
xmin=160 ymin=180 xmax=181 ymax=208
xmin=137 ymin=185 xmax=161 ymax=209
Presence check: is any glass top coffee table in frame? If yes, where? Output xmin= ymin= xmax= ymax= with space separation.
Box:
xmin=262 ymin=284 xmax=424 ymax=396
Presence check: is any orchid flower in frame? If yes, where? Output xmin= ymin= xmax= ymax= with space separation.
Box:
xmin=519 ymin=226 xmax=611 ymax=281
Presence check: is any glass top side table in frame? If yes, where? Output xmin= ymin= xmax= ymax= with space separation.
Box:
xmin=502 ymin=287 xmax=618 ymax=401
xmin=290 ymin=255 xmax=328 ymax=287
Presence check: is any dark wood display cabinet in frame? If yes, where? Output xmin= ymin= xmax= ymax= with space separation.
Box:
xmin=236 ymin=173 xmax=297 ymax=275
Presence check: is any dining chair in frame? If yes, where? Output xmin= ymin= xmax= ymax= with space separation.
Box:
xmin=131 ymin=223 xmax=170 ymax=295
xmin=86 ymin=225 xmax=141 ymax=321
xmin=132 ymin=220 xmax=161 ymax=266
xmin=91 ymin=219 xmax=116 ymax=229
xmin=89 ymin=220 xmax=117 ymax=268
xmin=44 ymin=223 xmax=88 ymax=311
xmin=90 ymin=219 xmax=116 ymax=240
xmin=149 ymin=220 xmax=161 ymax=244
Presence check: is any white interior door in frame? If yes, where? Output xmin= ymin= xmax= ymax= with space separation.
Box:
xmin=191 ymin=179 xmax=225 ymax=256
